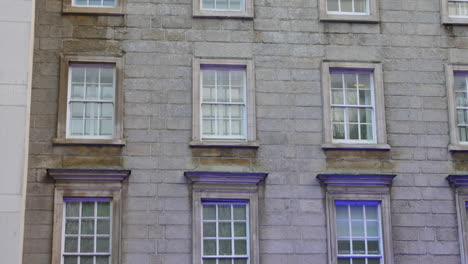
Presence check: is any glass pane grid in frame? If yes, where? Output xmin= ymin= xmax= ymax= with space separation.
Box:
xmin=327 ymin=0 xmax=369 ymax=14
xmin=201 ymin=69 xmax=246 ymax=139
xmin=330 ymin=72 xmax=375 ymax=142
xmin=63 ymin=200 xmax=112 ymax=264
xmin=456 ymin=76 xmax=468 ymax=142
xmin=68 ymin=65 xmax=115 ymax=138
xmin=73 ymin=0 xmax=117 ymax=7
xmin=202 ymin=202 xmax=249 ymax=261
xmin=336 ymin=201 xmax=383 ymax=264
xmin=449 ymin=0 xmax=468 ymax=17
xmin=201 ymin=0 xmax=244 ymax=11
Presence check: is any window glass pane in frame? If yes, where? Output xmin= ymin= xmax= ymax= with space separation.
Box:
xmin=101 ymin=103 xmax=114 ymax=118
xmin=219 ymin=240 xmax=232 ymax=255
xmin=203 ymin=105 xmax=215 ymax=118
xmin=349 ymin=124 xmax=359 ymax=139
xmin=354 ymin=0 xmax=367 ymax=12
xmin=82 ymin=202 xmax=95 ymax=217
xmin=350 ymin=205 xmax=364 ymax=219
xmin=89 ymin=0 xmax=101 ymax=5
xmin=100 ymin=68 xmax=114 ymax=83
xmin=359 ymin=90 xmax=372 ymax=105
xmin=81 ymin=256 xmax=94 ymax=264
xmin=219 ymin=222 xmax=232 ymax=237
xmin=333 ymin=108 xmax=345 ymax=122
xmin=338 ymin=259 xmax=351 ymax=264
xmin=74 ymin=0 xmax=87 ymax=5
xmin=217 ymin=71 xmax=230 ymax=86
xmin=101 ymin=85 xmax=114 ymax=100
xmin=203 ymin=222 xmax=216 ymax=237
xmin=367 ymin=258 xmax=381 ymax=264
xmin=336 ymin=221 xmax=349 ymax=237
xmin=231 ymin=87 xmax=243 ymax=102
xmin=233 ymin=205 xmax=246 ymax=220
xmin=366 ymin=205 xmax=378 ymax=219
xmin=204 ymin=259 xmax=217 ymax=264
xmin=358 ymin=74 xmax=371 ymax=88
xmin=345 ymin=89 xmax=357 ymax=105
xmin=230 ymin=0 xmax=242 ymax=10
xmin=202 ymin=0 xmax=215 ymax=8
xmin=348 ymin=108 xmax=358 ymax=123
xmin=231 ymin=118 xmax=243 ymax=133
xmin=353 ymin=258 xmax=366 ymax=264
xmin=97 ymin=202 xmax=110 ymax=217
xmin=97 ymin=219 xmax=111 ymax=234
xmin=219 ymin=259 xmax=231 ymax=264
xmin=231 ymin=71 xmax=244 ymax=87
xmin=96 ymin=256 xmax=110 ymax=264
xmin=203 ymin=119 xmax=214 ymax=136
xmin=218 ymin=204 xmax=231 ymax=220
xmin=216 ymin=0 xmax=229 ymax=9
xmin=351 ymin=221 xmax=365 ymax=236
xmin=70 ymin=119 xmax=84 ymax=136
xmin=203 ymin=205 xmax=216 ymax=220
xmin=64 ymin=237 xmax=78 ymax=252
xmin=217 ymin=86 xmax=229 ymax=102
xmin=367 ymin=239 xmax=381 ymax=254
xmin=86 ymin=103 xmax=99 ymax=118
xmin=337 ymin=239 xmax=350 ymax=254
xmin=359 ymin=109 xmax=372 ymax=123
xmin=341 ymin=0 xmax=352 ymax=12
xmin=203 ymin=239 xmax=217 ymax=255
xmin=80 ymin=237 xmax=94 ymax=253
xmin=71 ymin=85 xmax=85 ymax=100
xmin=86 ymin=84 xmax=98 ymax=100
xmin=65 ymin=219 xmax=79 ymax=234
xmin=100 ymin=120 xmax=113 ymax=136
xmin=72 ymin=67 xmax=85 ymax=82
xmin=461 ymin=127 xmax=467 ymax=142
xmin=449 ymin=2 xmax=459 ymax=16
xmin=360 ymin=124 xmax=372 ymax=140
xmin=234 ymin=259 xmax=247 ymax=264
xmin=336 ymin=205 xmax=348 ymax=220
xmin=327 ymin=0 xmax=339 ymax=11
xmin=234 ymin=222 xmax=246 ymax=237
xmin=333 ymin=124 xmax=345 ymax=140
xmin=66 ymin=202 xmax=80 ymax=217
xmin=64 ymin=256 xmax=78 ymax=264
xmin=459 ymin=110 xmax=467 ymax=124
xmin=71 ymin=103 xmax=84 ymax=118
xmin=86 ymin=68 xmax=99 ymax=83
xmin=234 ymin=240 xmax=247 ymax=255
xmin=96 ymin=237 xmax=110 ymax=253
xmin=85 ymin=119 xmax=98 ymax=136
xmin=203 ymin=87 xmax=215 ymax=101
xmin=332 ymin=89 xmax=344 ymax=104
xmin=352 ymin=240 xmax=365 ymax=254
xmin=103 ymin=0 xmax=116 ymax=6
xmin=343 ymin=74 xmax=356 ymax=88
xmin=81 ymin=219 xmax=95 ymax=235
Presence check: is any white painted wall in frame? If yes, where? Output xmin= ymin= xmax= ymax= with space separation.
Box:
xmin=0 ymin=0 xmax=35 ymax=263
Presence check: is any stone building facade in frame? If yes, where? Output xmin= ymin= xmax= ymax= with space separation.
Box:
xmin=21 ymin=0 xmax=468 ymax=264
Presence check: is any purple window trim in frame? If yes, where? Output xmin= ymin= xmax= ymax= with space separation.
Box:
xmin=69 ymin=63 xmax=115 ymax=69
xmin=201 ymin=64 xmax=246 ymax=70
xmin=329 ymin=68 xmax=374 ymax=74
xmin=202 ymin=198 xmax=249 ymax=204
xmin=62 ymin=253 xmax=111 ymax=256
xmin=63 ymin=197 xmax=112 ymax=202
xmin=465 ymin=201 xmax=468 ymax=208
xmin=335 ymin=200 xmax=380 ymax=206
xmin=454 ymin=71 xmax=468 ymax=76
xmin=338 ymin=256 xmax=382 ymax=259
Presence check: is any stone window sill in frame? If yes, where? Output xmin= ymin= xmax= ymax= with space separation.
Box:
xmin=190 ymin=140 xmax=259 ymax=148
xmin=52 ymin=138 xmax=126 ymax=146
xmin=449 ymin=144 xmax=468 ymax=152
xmin=62 ymin=6 xmax=124 ymax=15
xmin=322 ymin=143 xmax=391 ymax=151
xmin=193 ymin=10 xmax=253 ymax=19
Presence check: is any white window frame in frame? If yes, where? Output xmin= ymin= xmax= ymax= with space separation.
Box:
xmin=201 ymin=199 xmax=251 ymax=263
xmin=322 ymin=62 xmax=389 ymax=150
xmin=61 ymin=198 xmax=113 ymax=264
xmin=448 ymin=175 xmax=468 ymax=264
xmin=66 ymin=63 xmax=116 ymax=140
xmin=319 ymin=0 xmax=379 ymax=22
xmin=446 ymin=65 xmax=468 ymax=151
xmin=63 ymin=0 xmax=124 ymax=14
xmin=193 ymin=0 xmax=254 ymax=18
xmin=72 ymin=0 xmax=117 ymax=8
xmin=54 ymin=55 xmax=125 ymax=146
xmin=442 ymin=0 xmax=468 ymax=24
xmin=191 ymin=58 xmax=258 ymax=148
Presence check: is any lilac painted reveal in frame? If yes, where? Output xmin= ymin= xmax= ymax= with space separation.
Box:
xmin=330 ymin=68 xmax=373 ymax=74
xmin=69 ymin=63 xmax=115 ymax=68
xmin=200 ymin=64 xmax=246 ymax=70
xmin=454 ymin=71 xmax=468 ymax=76
xmin=335 ymin=200 xmax=380 ymax=206
xmin=64 ymin=197 xmax=112 ymax=202
xmin=202 ymin=198 xmax=249 ymax=204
